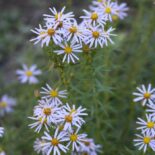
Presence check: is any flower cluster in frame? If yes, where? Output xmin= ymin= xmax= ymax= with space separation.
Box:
xmin=133 ymin=84 xmax=155 ymax=153
xmin=91 ymin=0 xmax=129 ymax=21
xmin=30 ymin=0 xmax=128 ymax=64
xmin=29 ymin=83 xmax=101 ymax=155
xmin=16 ymin=64 xmax=42 ymax=84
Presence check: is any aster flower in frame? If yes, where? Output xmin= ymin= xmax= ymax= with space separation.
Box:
xmin=64 ymin=21 xmax=85 ymax=43
xmin=98 ymin=0 xmax=117 ymax=21
xmin=40 ymin=83 xmax=67 ymax=105
xmin=134 ymin=132 xmax=155 ymax=153
xmin=44 ymin=7 xmax=74 ymax=25
xmin=63 ymin=103 xmax=88 ymax=117
xmin=0 ymin=151 xmax=6 ymax=155
xmin=103 ymin=27 xmax=115 ymax=46
xmin=80 ymin=9 xmax=107 ymax=26
xmin=136 ymin=114 xmax=155 ymax=136
xmin=28 ymin=116 xmax=51 ymax=133
xmin=79 ymin=138 xmax=102 ymax=155
xmin=41 ymin=128 xmax=68 ymax=155
xmin=0 ymin=127 xmax=4 ymax=137
xmin=34 ymin=138 xmax=47 ymax=155
xmin=44 ymin=7 xmax=74 ymax=32
xmin=56 ymin=104 xmax=87 ymax=131
xmin=0 ymin=95 xmax=16 ymax=116
xmin=30 ymin=24 xmax=47 ymax=46
xmin=115 ymin=2 xmax=129 ymax=20
xmin=84 ymin=25 xmax=113 ymax=48
xmin=133 ymin=84 xmax=155 ymax=106
xmin=33 ymin=99 xmax=59 ymax=124
xmin=16 ymin=64 xmax=42 ymax=84
xmin=66 ymin=129 xmax=87 ymax=152
xmin=30 ymin=23 xmax=63 ymax=47
xmin=54 ymin=41 xmax=82 ymax=64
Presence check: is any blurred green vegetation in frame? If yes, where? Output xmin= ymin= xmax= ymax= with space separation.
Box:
xmin=0 ymin=0 xmax=155 ymax=155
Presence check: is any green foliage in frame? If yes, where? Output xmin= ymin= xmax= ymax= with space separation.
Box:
xmin=0 ymin=0 xmax=155 ymax=155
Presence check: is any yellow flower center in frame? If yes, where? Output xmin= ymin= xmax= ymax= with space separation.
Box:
xmin=65 ymin=115 xmax=72 ymax=122
xmin=69 ymin=26 xmax=77 ymax=33
xmin=47 ymin=28 xmax=55 ymax=36
xmin=25 ymin=71 xmax=33 ymax=77
xmin=105 ymin=7 xmax=111 ymax=14
xmin=143 ymin=137 xmax=151 ymax=144
xmin=147 ymin=122 xmax=154 ymax=128
xmin=51 ymin=138 xmax=59 ymax=146
xmin=43 ymin=108 xmax=51 ymax=116
xmin=92 ymin=31 xmax=100 ymax=38
xmin=144 ymin=92 xmax=151 ymax=99
xmin=0 ymin=101 xmax=7 ymax=108
xmin=64 ymin=46 xmax=72 ymax=54
xmin=112 ymin=15 xmax=118 ymax=21
xmin=50 ymin=90 xmax=58 ymax=97
xmin=91 ymin=12 xmax=98 ymax=20
xmin=70 ymin=134 xmax=78 ymax=142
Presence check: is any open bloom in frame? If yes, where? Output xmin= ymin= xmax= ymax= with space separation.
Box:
xmin=0 ymin=95 xmax=16 ymax=116
xmin=0 ymin=151 xmax=6 ymax=155
xmin=33 ymin=99 xmax=59 ymax=124
xmin=66 ymin=129 xmax=87 ymax=152
xmin=80 ymin=9 xmax=107 ymax=26
xmin=40 ymin=83 xmax=67 ymax=105
xmin=30 ymin=23 xmax=63 ymax=47
xmin=28 ymin=116 xmax=51 ymax=133
xmin=98 ymin=0 xmax=117 ymax=21
xmin=64 ymin=21 xmax=85 ymax=43
xmin=0 ymin=127 xmax=4 ymax=137
xmin=102 ymin=27 xmax=115 ymax=46
xmin=16 ymin=64 xmax=42 ymax=84
xmin=79 ymin=138 xmax=102 ymax=155
xmin=63 ymin=103 xmax=88 ymax=117
xmin=30 ymin=24 xmax=47 ymax=47
xmin=133 ymin=84 xmax=155 ymax=106
xmin=134 ymin=132 xmax=155 ymax=153
xmin=54 ymin=41 xmax=82 ymax=64
xmin=41 ymin=128 xmax=68 ymax=155
xmin=84 ymin=25 xmax=114 ymax=48
xmin=115 ymin=2 xmax=129 ymax=20
xmin=56 ymin=104 xmax=87 ymax=131
xmin=136 ymin=114 xmax=155 ymax=136
xmin=34 ymin=138 xmax=47 ymax=155
xmin=44 ymin=7 xmax=74 ymax=26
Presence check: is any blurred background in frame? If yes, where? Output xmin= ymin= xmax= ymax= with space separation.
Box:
xmin=0 ymin=0 xmax=155 ymax=154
